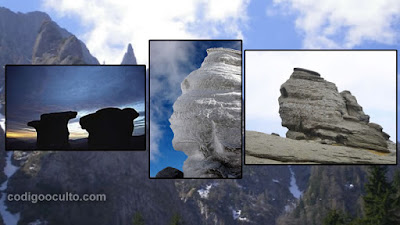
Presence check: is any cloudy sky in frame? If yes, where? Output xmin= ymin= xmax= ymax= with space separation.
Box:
xmin=246 ymin=51 xmax=397 ymax=140
xmin=1 ymin=0 xmax=399 ymax=168
xmin=6 ymin=66 xmax=145 ymax=140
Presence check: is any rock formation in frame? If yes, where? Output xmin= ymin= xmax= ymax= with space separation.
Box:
xmin=169 ymin=48 xmax=242 ymax=178
xmin=278 ymin=68 xmax=390 ymax=152
xmin=32 ymin=20 xmax=98 ymax=64
xmin=27 ymin=111 xmax=77 ymax=149
xmin=246 ymin=131 xmax=396 ymax=164
xmin=0 ymin=7 xmax=52 ymax=112
xmin=156 ymin=167 xmax=184 ymax=178
xmin=80 ymin=107 xmax=139 ymax=149
xmin=121 ymin=43 xmax=137 ymax=64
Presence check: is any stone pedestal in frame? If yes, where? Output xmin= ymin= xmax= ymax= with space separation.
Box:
xmin=27 ymin=111 xmax=77 ymax=149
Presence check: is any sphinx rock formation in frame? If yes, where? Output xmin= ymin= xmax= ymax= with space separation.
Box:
xmin=278 ymin=68 xmax=390 ymax=152
xmin=27 ymin=111 xmax=77 ymax=149
xmin=121 ymin=43 xmax=137 ymax=64
xmin=156 ymin=167 xmax=184 ymax=178
xmin=80 ymin=107 xmax=139 ymax=149
xmin=169 ymin=48 xmax=242 ymax=178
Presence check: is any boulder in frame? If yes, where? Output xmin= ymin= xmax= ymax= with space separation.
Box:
xmin=27 ymin=111 xmax=77 ymax=149
xmin=80 ymin=107 xmax=139 ymax=149
xmin=278 ymin=68 xmax=389 ymax=152
xmin=155 ymin=167 xmax=184 ymax=178
xmin=169 ymin=48 xmax=242 ymax=178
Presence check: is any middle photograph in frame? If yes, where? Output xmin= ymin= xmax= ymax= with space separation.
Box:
xmin=149 ymin=40 xmax=243 ymax=179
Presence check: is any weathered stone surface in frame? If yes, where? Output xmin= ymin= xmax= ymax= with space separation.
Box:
xmin=156 ymin=167 xmax=184 ymax=178
xmin=278 ymin=68 xmax=390 ymax=152
xmin=80 ymin=107 xmax=139 ymax=149
xmin=286 ymin=131 xmax=306 ymax=140
xmin=246 ymin=131 xmax=396 ymax=164
xmin=32 ymin=20 xmax=98 ymax=64
xmin=27 ymin=111 xmax=77 ymax=149
xmin=169 ymin=48 xmax=242 ymax=178
xmin=121 ymin=43 xmax=137 ymax=64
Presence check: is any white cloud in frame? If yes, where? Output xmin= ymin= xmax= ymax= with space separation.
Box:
xmin=149 ymin=41 xmax=197 ymax=161
xmin=245 ymin=51 xmax=396 ymax=141
xmin=150 ymin=120 xmax=161 ymax=161
xmin=271 ymin=0 xmax=400 ymax=48
xmin=42 ymin=0 xmax=249 ymax=64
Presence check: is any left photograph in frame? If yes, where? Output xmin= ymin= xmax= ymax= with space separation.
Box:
xmin=6 ymin=65 xmax=146 ymax=151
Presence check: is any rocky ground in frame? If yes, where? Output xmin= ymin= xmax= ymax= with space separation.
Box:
xmin=246 ymin=131 xmax=396 ymax=164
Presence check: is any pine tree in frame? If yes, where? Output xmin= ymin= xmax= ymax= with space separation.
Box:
xmin=391 ymin=169 xmax=400 ymax=222
xmin=362 ymin=166 xmax=395 ymax=225
xmin=169 ymin=213 xmax=184 ymax=225
xmin=323 ymin=210 xmax=345 ymax=225
xmin=132 ymin=211 xmax=145 ymax=225
xmin=393 ymin=170 xmax=400 ymax=193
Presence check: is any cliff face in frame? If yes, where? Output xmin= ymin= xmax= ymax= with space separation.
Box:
xmin=279 ymin=68 xmax=390 ymax=152
xmin=32 ymin=20 xmax=98 ymax=64
xmin=277 ymin=154 xmax=400 ymax=225
xmin=0 ymin=7 xmax=51 ymax=112
xmin=8 ymin=151 xmax=201 ymax=225
xmin=1 ymin=8 xmax=199 ymax=225
xmin=1 ymin=7 xmax=398 ymax=225
xmin=175 ymin=166 xmax=311 ymax=225
xmin=169 ymin=48 xmax=242 ymax=178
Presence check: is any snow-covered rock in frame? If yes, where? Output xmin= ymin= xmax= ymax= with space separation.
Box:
xmin=197 ymin=184 xmax=213 ymax=199
xmin=169 ymin=48 xmax=242 ymax=178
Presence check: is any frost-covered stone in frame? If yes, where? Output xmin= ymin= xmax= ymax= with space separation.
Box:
xmin=278 ymin=68 xmax=390 ymax=152
xmin=169 ymin=48 xmax=242 ymax=178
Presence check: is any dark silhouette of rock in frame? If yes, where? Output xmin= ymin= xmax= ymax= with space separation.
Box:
xmin=278 ymin=68 xmax=390 ymax=152
xmin=27 ymin=111 xmax=77 ymax=149
xmin=156 ymin=167 xmax=184 ymax=178
xmin=121 ymin=43 xmax=137 ymax=64
xmin=80 ymin=107 xmax=139 ymax=149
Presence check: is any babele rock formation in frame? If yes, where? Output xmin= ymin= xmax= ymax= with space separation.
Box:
xmin=278 ymin=68 xmax=390 ymax=152
xmin=80 ymin=107 xmax=139 ymax=149
xmin=169 ymin=48 xmax=242 ymax=178
xmin=27 ymin=111 xmax=77 ymax=149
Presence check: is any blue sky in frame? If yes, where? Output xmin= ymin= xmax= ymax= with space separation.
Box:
xmin=1 ymin=0 xmax=399 ymax=174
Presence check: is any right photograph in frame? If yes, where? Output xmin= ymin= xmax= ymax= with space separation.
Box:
xmin=245 ymin=50 xmax=397 ymax=165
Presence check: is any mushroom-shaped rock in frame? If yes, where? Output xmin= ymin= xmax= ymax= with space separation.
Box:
xmin=80 ymin=107 xmax=139 ymax=149
xmin=169 ymin=48 xmax=242 ymax=178
xmin=27 ymin=111 xmax=77 ymax=149
xmin=155 ymin=167 xmax=184 ymax=178
xmin=278 ymin=68 xmax=390 ymax=152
